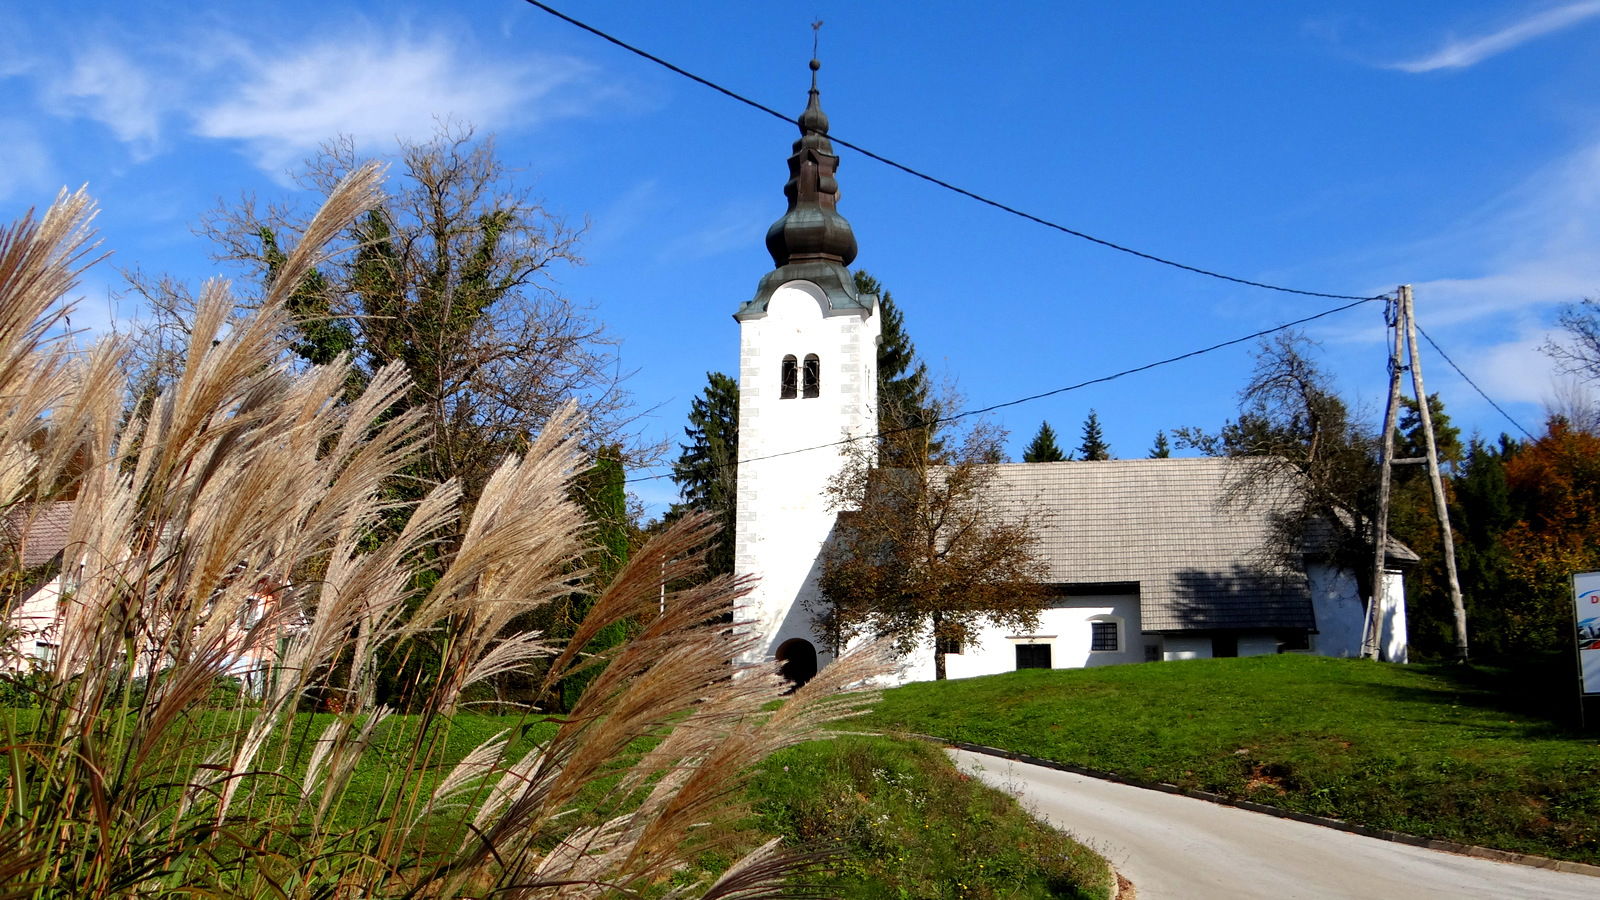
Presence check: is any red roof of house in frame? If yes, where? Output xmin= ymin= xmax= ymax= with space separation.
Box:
xmin=5 ymin=501 xmax=75 ymax=568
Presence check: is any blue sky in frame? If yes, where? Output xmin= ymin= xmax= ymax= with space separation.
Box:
xmin=4 ymin=1 xmax=1600 ymax=513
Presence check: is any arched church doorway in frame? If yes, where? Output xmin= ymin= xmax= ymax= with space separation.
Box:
xmin=775 ymin=638 xmax=818 ymax=691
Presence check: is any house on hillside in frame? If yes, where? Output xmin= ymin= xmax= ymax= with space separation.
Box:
xmin=730 ymin=62 xmax=1412 ymax=687
xmin=3 ymin=501 xmax=295 ymax=686
xmin=3 ymin=500 xmax=75 ymax=672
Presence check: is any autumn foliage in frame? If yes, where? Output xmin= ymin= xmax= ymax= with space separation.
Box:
xmin=815 ymin=417 xmax=1048 ymax=681
xmin=1500 ymin=419 xmax=1600 ymax=652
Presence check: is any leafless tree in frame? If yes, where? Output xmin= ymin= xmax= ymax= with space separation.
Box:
xmin=1177 ymin=331 xmax=1379 ymax=583
xmin=1545 ymin=298 xmax=1600 ymax=383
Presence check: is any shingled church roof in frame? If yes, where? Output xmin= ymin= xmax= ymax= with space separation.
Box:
xmin=980 ymin=457 xmax=1415 ymax=632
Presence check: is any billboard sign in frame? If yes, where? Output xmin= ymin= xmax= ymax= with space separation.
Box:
xmin=1575 ymin=572 xmax=1600 ymax=695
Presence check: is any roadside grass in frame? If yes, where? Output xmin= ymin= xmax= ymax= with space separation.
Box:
xmin=3 ymin=703 xmax=1111 ymax=897
xmin=308 ymin=715 xmax=1108 ymax=897
xmin=749 ymin=734 xmax=1112 ymax=900
xmin=862 ymin=654 xmax=1600 ymax=864
xmin=335 ymin=719 xmax=1116 ymax=898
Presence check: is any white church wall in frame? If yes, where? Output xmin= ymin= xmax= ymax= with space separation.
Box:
xmin=734 ymin=281 xmax=878 ymax=670
xmin=935 ymin=593 xmax=1142 ymax=681
xmin=1163 ymin=636 xmax=1213 ymax=661
xmin=1307 ymin=563 xmax=1362 ymax=658
xmin=1378 ymin=569 xmax=1408 ymax=664
xmin=1306 ymin=563 xmax=1408 ymax=662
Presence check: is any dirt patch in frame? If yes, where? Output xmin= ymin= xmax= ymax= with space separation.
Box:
xmin=1244 ymin=764 xmax=1288 ymax=795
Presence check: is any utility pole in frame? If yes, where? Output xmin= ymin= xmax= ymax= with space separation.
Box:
xmin=1363 ymin=286 xmax=1469 ymax=662
xmin=1364 ymin=299 xmax=1404 ymax=661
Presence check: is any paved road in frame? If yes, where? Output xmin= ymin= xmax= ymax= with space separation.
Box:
xmin=949 ymin=749 xmax=1599 ymax=900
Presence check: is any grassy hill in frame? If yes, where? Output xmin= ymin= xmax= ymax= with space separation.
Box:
xmin=750 ymin=736 xmax=1112 ymax=899
xmin=0 ymin=702 xmax=1110 ymax=899
xmin=862 ymin=654 xmax=1600 ymax=864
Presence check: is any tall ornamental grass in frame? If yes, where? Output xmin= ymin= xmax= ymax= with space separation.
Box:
xmin=0 ymin=172 xmax=883 ymax=898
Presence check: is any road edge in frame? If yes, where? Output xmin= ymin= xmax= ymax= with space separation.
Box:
xmin=928 ymin=735 xmax=1600 ymax=879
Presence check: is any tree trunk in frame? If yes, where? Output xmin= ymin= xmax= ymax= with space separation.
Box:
xmin=932 ymin=610 xmax=947 ymax=681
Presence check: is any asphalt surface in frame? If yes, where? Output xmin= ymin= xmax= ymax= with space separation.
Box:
xmin=949 ymin=748 xmax=1600 ymax=900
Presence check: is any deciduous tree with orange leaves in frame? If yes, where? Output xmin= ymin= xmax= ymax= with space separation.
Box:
xmin=1501 ymin=418 xmax=1600 ymax=653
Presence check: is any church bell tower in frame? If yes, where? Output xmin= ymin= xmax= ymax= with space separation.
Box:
xmin=733 ymin=60 xmax=879 ymax=683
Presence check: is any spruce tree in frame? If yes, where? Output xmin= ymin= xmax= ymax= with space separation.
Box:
xmin=670 ymin=371 xmax=740 ymax=577
xmin=1149 ymin=430 xmax=1172 ymax=458
xmin=857 ymin=270 xmax=938 ymax=466
xmin=1022 ymin=421 xmax=1066 ymax=462
xmin=1453 ymin=435 xmax=1517 ymax=657
xmin=1077 ymin=409 xmax=1112 ymax=461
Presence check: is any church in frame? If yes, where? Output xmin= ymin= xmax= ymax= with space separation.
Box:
xmin=729 ymin=63 xmax=1410 ymax=686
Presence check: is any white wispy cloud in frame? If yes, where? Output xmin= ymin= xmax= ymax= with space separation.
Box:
xmin=194 ymin=32 xmax=604 ymax=178
xmin=1403 ymin=138 xmax=1600 ymax=326
xmin=1309 ymin=134 xmax=1600 ymax=432
xmin=1474 ymin=326 xmax=1561 ymax=406
xmin=42 ymin=46 xmax=171 ymax=157
xmin=18 ymin=17 xmax=621 ymax=179
xmin=1390 ymin=1 xmax=1600 ymax=73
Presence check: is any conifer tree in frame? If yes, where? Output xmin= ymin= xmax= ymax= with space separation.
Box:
xmin=1022 ymin=421 xmax=1066 ymax=462
xmin=858 ymin=270 xmax=937 ymax=467
xmin=1149 ymin=430 xmax=1172 ymax=458
xmin=1452 ymin=435 xmax=1518 ymax=657
xmin=1077 ymin=409 xmax=1112 ymax=460
xmin=669 ymin=371 xmax=739 ymax=577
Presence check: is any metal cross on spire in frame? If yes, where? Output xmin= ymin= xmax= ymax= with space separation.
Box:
xmin=811 ymin=19 xmax=823 ymax=87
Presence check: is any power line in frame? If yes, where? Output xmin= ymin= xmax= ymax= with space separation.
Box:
xmin=628 ymin=293 xmax=1385 ymax=486
xmin=1414 ymin=325 xmax=1536 ymax=440
xmin=517 ymin=5 xmax=1530 ymax=472
xmin=522 ymin=0 xmax=1382 ymax=303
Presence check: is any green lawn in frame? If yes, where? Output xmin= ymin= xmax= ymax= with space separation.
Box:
xmin=308 ymin=715 xmax=1113 ymax=897
xmin=317 ymin=714 xmax=1112 ymax=897
xmin=4 ymin=703 xmax=1110 ymax=898
xmin=749 ymin=735 xmax=1112 ymax=900
xmin=862 ymin=654 xmax=1600 ymax=864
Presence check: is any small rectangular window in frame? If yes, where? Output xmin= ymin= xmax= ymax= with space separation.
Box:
xmin=1090 ymin=621 xmax=1118 ymax=652
xmin=936 ymin=635 xmax=962 ymax=655
xmin=1144 ymin=644 xmax=1161 ymax=663
xmin=802 ymin=354 xmax=820 ymax=398
xmin=1015 ymin=643 xmax=1051 ymax=670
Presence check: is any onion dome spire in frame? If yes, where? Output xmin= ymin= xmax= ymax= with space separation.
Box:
xmin=737 ymin=58 xmax=870 ymax=319
xmin=765 ymin=59 xmax=857 ymax=268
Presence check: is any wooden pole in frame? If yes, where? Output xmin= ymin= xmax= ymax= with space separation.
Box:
xmin=1364 ymin=292 xmax=1405 ymax=660
xmin=1402 ymin=286 xmax=1470 ymax=662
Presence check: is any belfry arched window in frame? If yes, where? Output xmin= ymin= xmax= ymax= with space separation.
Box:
xmin=802 ymin=354 xmax=821 ymax=398
xmin=780 ymin=355 xmax=798 ymax=399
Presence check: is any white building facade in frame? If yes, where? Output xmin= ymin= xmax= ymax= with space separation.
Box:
xmin=732 ymin=63 xmax=879 ymax=685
